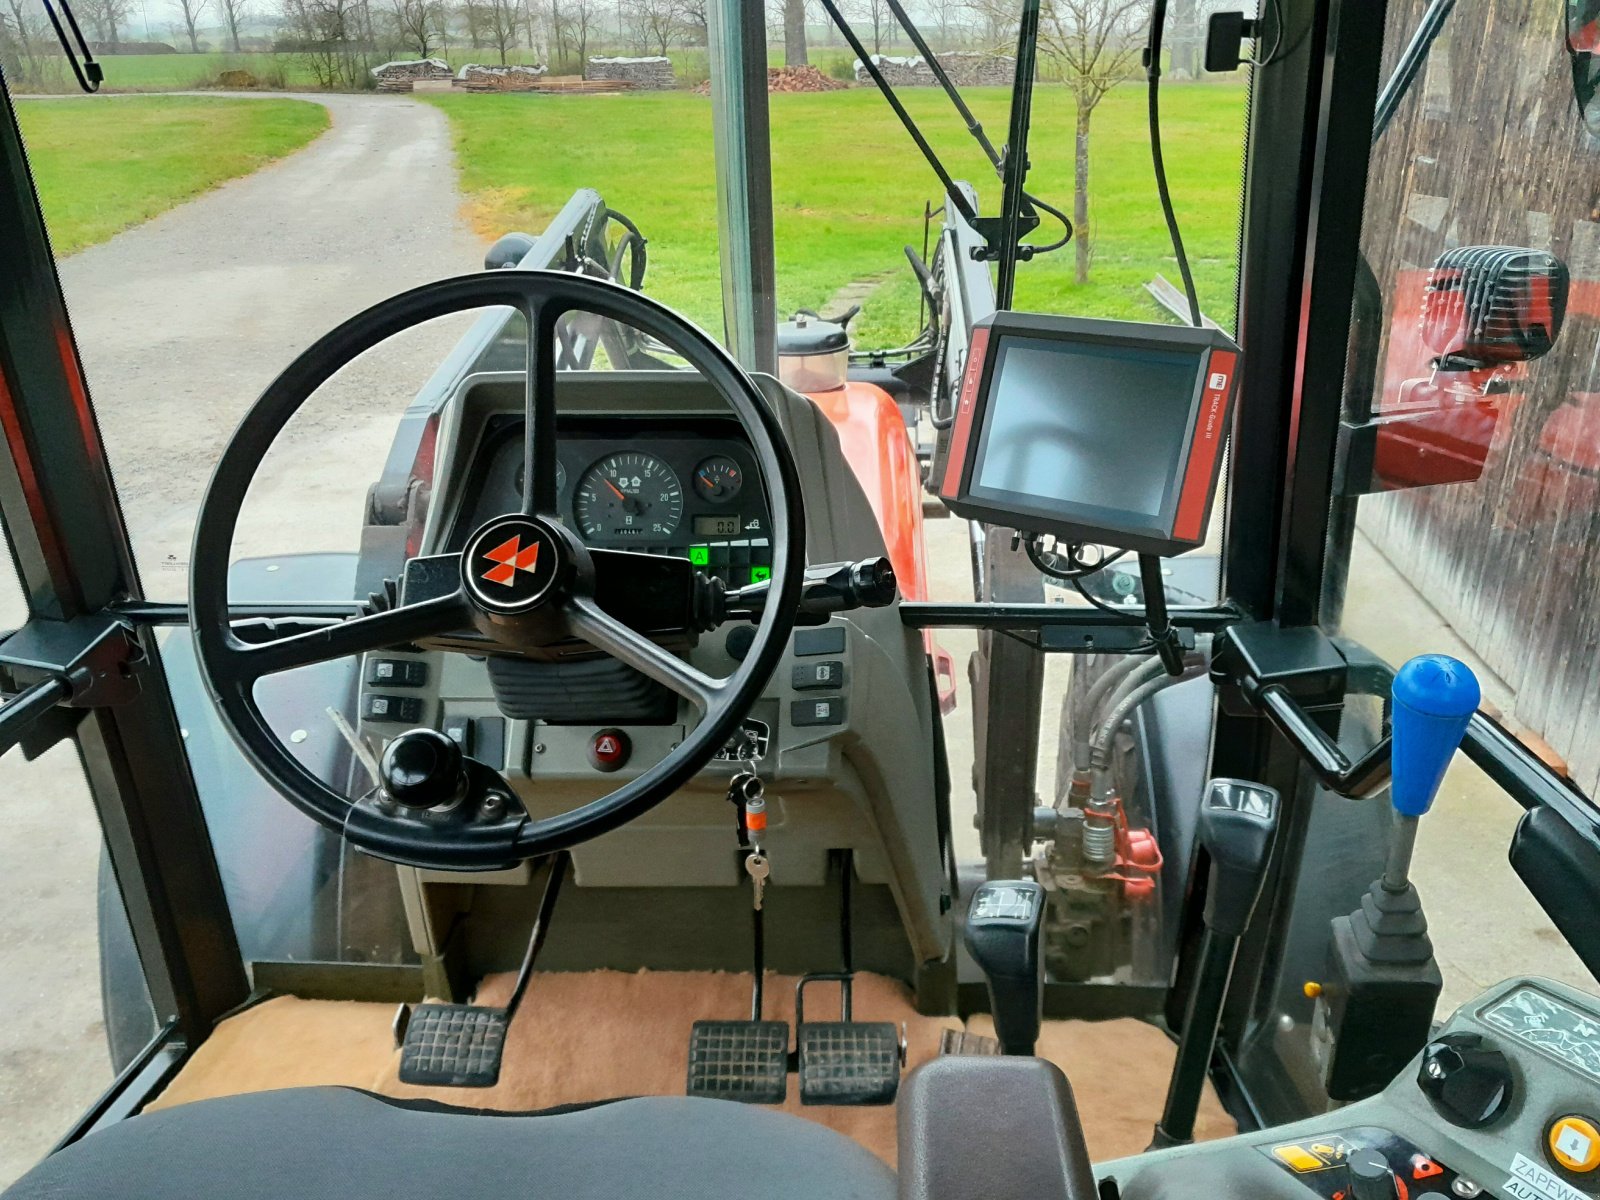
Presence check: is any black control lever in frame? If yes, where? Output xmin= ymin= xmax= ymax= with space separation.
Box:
xmin=721 ymin=557 xmax=897 ymax=626
xmin=1152 ymin=778 xmax=1279 ymax=1148
xmin=964 ymin=880 xmax=1045 ymax=1055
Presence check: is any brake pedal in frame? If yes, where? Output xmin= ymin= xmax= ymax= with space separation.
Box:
xmin=399 ymin=1003 xmax=509 ymax=1087
xmin=794 ymin=972 xmax=905 ymax=1106
xmin=687 ymin=1019 xmax=790 ymax=1104
xmin=397 ymin=852 xmax=567 ymax=1089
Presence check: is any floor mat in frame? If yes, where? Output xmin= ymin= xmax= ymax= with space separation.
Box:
xmin=149 ymin=970 xmax=1234 ymax=1164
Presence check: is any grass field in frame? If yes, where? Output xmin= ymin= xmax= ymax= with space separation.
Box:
xmin=14 ymin=96 xmax=328 ymax=255
xmin=426 ymin=82 xmax=1246 ymax=345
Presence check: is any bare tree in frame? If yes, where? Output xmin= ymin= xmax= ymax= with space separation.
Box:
xmin=480 ymin=0 xmax=517 ymax=61
xmin=458 ymin=0 xmax=485 ymax=46
xmin=783 ymin=0 xmax=806 ymax=65
xmin=78 ymin=0 xmax=133 ymax=49
xmin=619 ymin=0 xmax=683 ymax=56
xmin=851 ymin=0 xmax=889 ymax=53
xmin=218 ymin=0 xmax=249 ymax=50
xmin=172 ymin=0 xmax=210 ymax=51
xmin=0 ymin=0 xmax=55 ymax=86
xmin=560 ymin=0 xmax=597 ymax=64
xmin=282 ymin=0 xmax=371 ymax=87
xmin=387 ymin=0 xmax=443 ymax=55
xmin=677 ymin=0 xmax=705 ymax=44
xmin=965 ymin=0 xmax=1016 ymax=46
xmin=1039 ymin=0 xmax=1147 ymax=283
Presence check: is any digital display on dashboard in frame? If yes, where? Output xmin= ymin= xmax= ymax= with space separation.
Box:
xmin=936 ymin=311 xmax=1240 ymax=557
xmin=694 ymin=514 xmax=741 ymax=536
xmin=970 ymin=336 xmax=1198 ymax=523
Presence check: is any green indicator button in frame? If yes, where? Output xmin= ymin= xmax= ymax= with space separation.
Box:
xmin=689 ymin=545 xmax=711 ymax=567
xmin=750 ymin=566 xmax=772 ymax=584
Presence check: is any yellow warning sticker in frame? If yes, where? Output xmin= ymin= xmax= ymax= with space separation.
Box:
xmin=1272 ymin=1137 xmax=1355 ymax=1173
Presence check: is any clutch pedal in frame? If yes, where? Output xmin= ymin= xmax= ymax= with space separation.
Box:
xmin=688 ymin=782 xmax=794 ymax=1103
xmin=399 ymin=1003 xmax=509 ymax=1087
xmin=794 ymin=972 xmax=905 ymax=1106
xmin=687 ymin=1019 xmax=791 ymax=1104
xmin=395 ymin=852 xmax=566 ymax=1089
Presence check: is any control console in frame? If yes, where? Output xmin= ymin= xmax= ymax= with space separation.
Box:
xmin=1103 ymin=976 xmax=1600 ymax=1200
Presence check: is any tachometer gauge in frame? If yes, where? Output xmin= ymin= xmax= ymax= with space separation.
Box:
xmin=514 ymin=457 xmax=567 ymax=499
xmin=692 ymin=454 xmax=744 ymax=503
xmin=574 ymin=452 xmax=683 ymax=541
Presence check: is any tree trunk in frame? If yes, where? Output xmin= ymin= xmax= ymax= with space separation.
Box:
xmin=783 ymin=0 xmax=805 ymax=65
xmin=186 ymin=18 xmax=200 ymax=51
xmin=1171 ymin=0 xmax=1195 ymax=76
xmin=226 ymin=6 xmax=241 ymax=51
xmin=1074 ymin=97 xmax=1091 ymax=284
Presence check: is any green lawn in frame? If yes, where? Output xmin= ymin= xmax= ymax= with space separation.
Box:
xmin=425 ymin=83 xmax=1246 ymax=345
xmin=15 ymin=95 xmax=328 ymax=255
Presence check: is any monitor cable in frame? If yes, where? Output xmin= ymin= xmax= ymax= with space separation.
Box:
xmin=1138 ymin=0 xmax=1200 ymax=674
xmin=1146 ymin=0 xmax=1202 ymax=328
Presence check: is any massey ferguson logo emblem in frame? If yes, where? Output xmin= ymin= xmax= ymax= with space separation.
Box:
xmin=481 ymin=535 xmax=540 ymax=586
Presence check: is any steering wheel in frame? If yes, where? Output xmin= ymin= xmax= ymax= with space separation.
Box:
xmin=189 ymin=271 xmax=805 ymax=872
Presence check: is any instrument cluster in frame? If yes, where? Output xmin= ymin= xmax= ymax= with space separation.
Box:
xmin=451 ymin=416 xmax=775 ymax=587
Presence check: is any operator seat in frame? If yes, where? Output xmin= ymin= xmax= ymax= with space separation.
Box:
xmin=1 ymin=1087 xmax=896 ymax=1200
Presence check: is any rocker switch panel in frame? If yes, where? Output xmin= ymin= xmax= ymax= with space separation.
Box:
xmin=791 ymin=697 xmax=846 ymax=726
xmin=793 ymin=661 xmax=845 ymax=690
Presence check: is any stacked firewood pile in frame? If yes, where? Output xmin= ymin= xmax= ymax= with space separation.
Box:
xmin=459 ymin=63 xmax=549 ymax=92
xmin=370 ymin=57 xmax=453 ymax=93
xmin=585 ymin=56 xmax=675 ymax=89
xmin=853 ymin=52 xmax=1015 ymax=87
xmin=696 ymin=65 xmax=849 ymax=96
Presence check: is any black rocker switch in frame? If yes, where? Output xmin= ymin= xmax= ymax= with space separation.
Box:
xmin=380 ymin=728 xmax=466 ymax=809
xmin=1418 ymin=1032 xmax=1514 ymax=1128
xmin=964 ymin=880 xmax=1045 ymax=1055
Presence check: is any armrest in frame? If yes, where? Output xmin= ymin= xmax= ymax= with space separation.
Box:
xmin=896 ymin=1056 xmax=1099 ymax=1200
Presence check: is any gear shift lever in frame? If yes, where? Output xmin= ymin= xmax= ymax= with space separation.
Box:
xmin=1314 ymin=654 xmax=1479 ymax=1101
xmin=1152 ymin=778 xmax=1279 ymax=1148
xmin=964 ymin=881 xmax=1045 ymax=1055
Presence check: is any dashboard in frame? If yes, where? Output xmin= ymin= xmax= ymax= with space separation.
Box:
xmin=447 ymin=416 xmax=775 ymax=589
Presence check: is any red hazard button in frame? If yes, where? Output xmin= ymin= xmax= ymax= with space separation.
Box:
xmin=589 ymin=728 xmax=630 ymax=772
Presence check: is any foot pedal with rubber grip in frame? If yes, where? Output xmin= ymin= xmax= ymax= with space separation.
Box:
xmin=398 ymin=1003 xmax=509 ymax=1088
xmin=794 ymin=972 xmax=904 ymax=1106
xmin=797 ymin=1020 xmax=903 ymax=1105
xmin=686 ymin=1020 xmax=790 ymax=1104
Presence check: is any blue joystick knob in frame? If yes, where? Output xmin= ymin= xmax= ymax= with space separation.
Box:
xmin=1390 ymin=654 xmax=1480 ymax=817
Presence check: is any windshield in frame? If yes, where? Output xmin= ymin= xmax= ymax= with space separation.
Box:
xmin=1 ymin=3 xmax=1250 ymax=1177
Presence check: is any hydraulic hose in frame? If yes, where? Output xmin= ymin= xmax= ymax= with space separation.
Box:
xmin=1090 ymin=660 xmax=1208 ymax=773
xmin=1073 ymin=655 xmax=1167 ymax=772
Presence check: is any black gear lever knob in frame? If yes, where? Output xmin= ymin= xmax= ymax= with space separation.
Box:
xmin=380 ymin=728 xmax=466 ymax=810
xmin=964 ymin=881 xmax=1045 ymax=1055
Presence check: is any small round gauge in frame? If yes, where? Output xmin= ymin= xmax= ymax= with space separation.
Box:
xmin=514 ymin=458 xmax=567 ymax=498
xmin=692 ymin=455 xmax=745 ymax=503
xmin=574 ymin=451 xmax=684 ymax=541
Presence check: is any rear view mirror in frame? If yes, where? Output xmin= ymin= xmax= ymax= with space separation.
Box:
xmin=1567 ymin=0 xmax=1600 ymax=135
xmin=1337 ymin=246 xmax=1570 ymax=495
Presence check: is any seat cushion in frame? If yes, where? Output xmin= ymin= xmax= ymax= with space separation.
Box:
xmin=4 ymin=1087 xmax=896 ymax=1200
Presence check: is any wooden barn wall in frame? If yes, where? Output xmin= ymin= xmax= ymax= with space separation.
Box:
xmin=1345 ymin=0 xmax=1600 ymax=791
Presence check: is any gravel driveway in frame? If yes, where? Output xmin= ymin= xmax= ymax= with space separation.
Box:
xmin=0 ymin=92 xmax=481 ymax=1185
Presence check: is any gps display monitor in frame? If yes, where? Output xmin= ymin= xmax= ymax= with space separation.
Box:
xmin=938 ymin=312 xmax=1240 ymax=557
